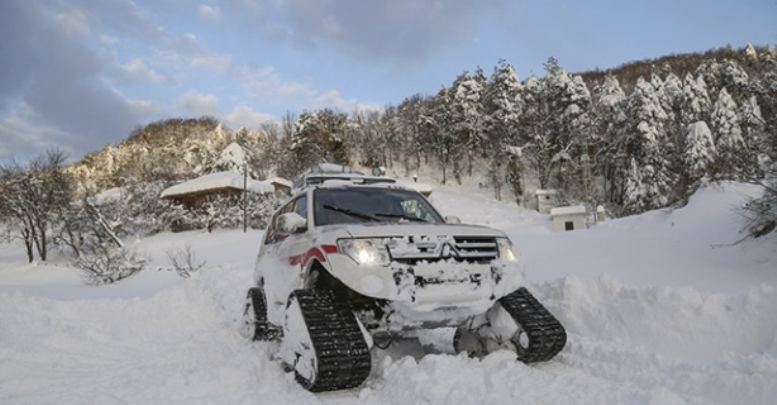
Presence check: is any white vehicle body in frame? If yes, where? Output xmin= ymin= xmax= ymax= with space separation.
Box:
xmin=253 ymin=182 xmax=525 ymax=334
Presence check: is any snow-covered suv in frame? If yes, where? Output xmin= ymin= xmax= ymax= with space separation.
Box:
xmin=242 ymin=181 xmax=566 ymax=392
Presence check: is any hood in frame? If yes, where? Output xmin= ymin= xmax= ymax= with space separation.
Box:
xmin=340 ymin=222 xmax=507 ymax=239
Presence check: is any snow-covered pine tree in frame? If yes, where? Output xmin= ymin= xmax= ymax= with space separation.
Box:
xmin=662 ymin=72 xmax=684 ymax=110
xmin=290 ymin=110 xmax=318 ymax=173
xmin=520 ymin=70 xmax=555 ymax=189
xmin=738 ymin=95 xmax=766 ymax=177
xmin=662 ymin=72 xmax=687 ymax=165
xmin=522 ymin=58 xmax=591 ymax=193
xmin=711 ymin=87 xmax=745 ymax=178
xmin=684 ymin=121 xmax=716 ymax=180
xmin=622 ymin=77 xmax=673 ymax=211
xmin=396 ymin=94 xmax=428 ymax=173
xmin=450 ymin=70 xmax=485 ymax=182
xmin=698 ymin=59 xmax=750 ymax=102
xmin=211 ymin=142 xmax=248 ymax=174
xmin=623 ymin=158 xmax=647 ymax=214
xmin=424 ymin=85 xmax=456 ymax=184
xmin=680 ymin=73 xmax=712 ymax=127
xmin=483 ymin=60 xmax=524 ymax=200
xmin=591 ymin=74 xmax=627 ymax=204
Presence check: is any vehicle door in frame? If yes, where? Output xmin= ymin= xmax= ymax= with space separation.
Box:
xmin=258 ymin=193 xmax=311 ymax=322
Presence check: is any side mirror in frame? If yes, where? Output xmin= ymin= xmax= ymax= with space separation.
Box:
xmin=278 ymin=212 xmax=307 ymax=235
xmin=445 ymin=215 xmax=462 ymax=224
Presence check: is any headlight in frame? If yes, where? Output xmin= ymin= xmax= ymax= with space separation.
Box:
xmin=337 ymin=239 xmax=391 ymax=266
xmin=496 ymin=238 xmax=519 ymax=262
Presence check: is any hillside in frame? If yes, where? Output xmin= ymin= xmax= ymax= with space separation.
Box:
xmin=63 ymin=44 xmax=776 ymax=201
xmin=578 ymin=44 xmax=770 ymax=93
xmin=65 ymin=117 xmax=285 ymax=192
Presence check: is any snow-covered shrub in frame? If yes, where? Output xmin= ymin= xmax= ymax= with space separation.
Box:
xmin=165 ymin=244 xmax=206 ymax=278
xmin=742 ymin=163 xmax=777 ymax=238
xmin=122 ymin=181 xmax=179 ymax=236
xmin=188 ymin=192 xmax=279 ymax=233
xmin=73 ymin=243 xmax=147 ymax=285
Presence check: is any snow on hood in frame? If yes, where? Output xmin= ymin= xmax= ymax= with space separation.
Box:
xmin=341 ymin=222 xmax=506 ymax=239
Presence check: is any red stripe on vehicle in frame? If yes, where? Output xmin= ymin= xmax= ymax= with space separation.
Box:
xmin=288 ymin=245 xmax=338 ymax=267
xmin=289 ymin=254 xmax=304 ymax=266
xmin=302 ymin=248 xmax=325 ymax=267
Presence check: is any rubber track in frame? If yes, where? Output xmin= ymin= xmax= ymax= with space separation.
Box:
xmin=292 ymin=290 xmax=372 ymax=392
xmin=247 ymin=288 xmax=280 ymax=341
xmin=499 ymin=287 xmax=567 ymax=363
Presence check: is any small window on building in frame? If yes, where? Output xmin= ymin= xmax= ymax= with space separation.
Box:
xmin=565 ymin=221 xmax=574 ymax=231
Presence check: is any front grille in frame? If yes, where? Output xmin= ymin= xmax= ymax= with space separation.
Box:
xmin=390 ymin=236 xmax=498 ymax=264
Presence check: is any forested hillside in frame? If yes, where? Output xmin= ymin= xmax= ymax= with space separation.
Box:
xmin=65 ymin=45 xmax=776 ymax=217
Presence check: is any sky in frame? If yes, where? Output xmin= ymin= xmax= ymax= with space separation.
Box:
xmin=1 ymin=0 xmax=775 ymax=165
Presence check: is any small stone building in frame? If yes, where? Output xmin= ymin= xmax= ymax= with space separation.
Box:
xmin=550 ymin=205 xmax=587 ymax=232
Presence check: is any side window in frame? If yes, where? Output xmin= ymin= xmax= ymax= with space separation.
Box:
xmin=295 ymin=195 xmax=308 ymax=221
xmin=264 ymin=212 xmax=280 ymax=245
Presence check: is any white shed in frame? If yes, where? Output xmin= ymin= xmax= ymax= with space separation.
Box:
xmin=535 ymin=189 xmax=559 ymax=214
xmin=550 ymin=205 xmax=587 ymax=232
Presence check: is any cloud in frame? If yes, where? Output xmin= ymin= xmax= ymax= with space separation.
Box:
xmin=175 ymin=90 xmax=221 ymax=117
xmin=1 ymin=0 xmax=419 ymax=164
xmin=199 ymin=4 xmax=221 ymax=21
xmin=0 ymin=105 xmax=80 ymax=163
xmin=119 ymin=58 xmax=164 ymax=83
xmin=224 ymin=105 xmax=276 ymax=129
xmin=0 ymin=0 xmax=152 ymax=162
xmin=248 ymin=0 xmax=500 ymax=66
xmin=310 ymin=90 xmax=354 ymax=111
xmin=128 ymin=99 xmax=161 ymax=117
xmin=55 ymin=9 xmax=91 ymax=38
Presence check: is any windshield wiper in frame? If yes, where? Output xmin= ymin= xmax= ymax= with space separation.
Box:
xmin=374 ymin=212 xmax=427 ymax=223
xmin=323 ymin=204 xmax=379 ymax=222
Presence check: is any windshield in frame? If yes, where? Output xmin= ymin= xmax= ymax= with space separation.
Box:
xmin=313 ymin=187 xmax=445 ymax=226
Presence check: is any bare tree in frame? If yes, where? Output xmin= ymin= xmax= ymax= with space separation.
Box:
xmin=165 ymin=244 xmax=206 ymax=278
xmin=0 ymin=150 xmax=72 ymax=262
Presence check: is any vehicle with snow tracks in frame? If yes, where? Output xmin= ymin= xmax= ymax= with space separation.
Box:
xmin=242 ymin=180 xmax=566 ymax=392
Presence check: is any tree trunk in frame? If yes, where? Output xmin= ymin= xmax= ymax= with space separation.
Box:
xmin=39 ymin=227 xmax=47 ymax=262
xmin=22 ymin=228 xmax=34 ymax=263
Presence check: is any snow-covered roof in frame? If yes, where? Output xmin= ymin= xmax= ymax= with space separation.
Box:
xmin=265 ymin=176 xmax=293 ymax=189
xmin=550 ymin=205 xmax=587 ymax=216
xmin=535 ymin=189 xmax=558 ymax=196
xmin=160 ymin=171 xmax=274 ymax=198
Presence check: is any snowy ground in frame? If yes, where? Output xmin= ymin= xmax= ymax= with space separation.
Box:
xmin=1 ymin=181 xmax=776 ymax=405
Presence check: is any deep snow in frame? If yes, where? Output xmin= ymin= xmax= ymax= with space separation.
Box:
xmin=1 ymin=180 xmax=776 ymax=405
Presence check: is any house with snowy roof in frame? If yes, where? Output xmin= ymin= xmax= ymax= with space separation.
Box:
xmin=160 ymin=171 xmax=274 ymax=209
